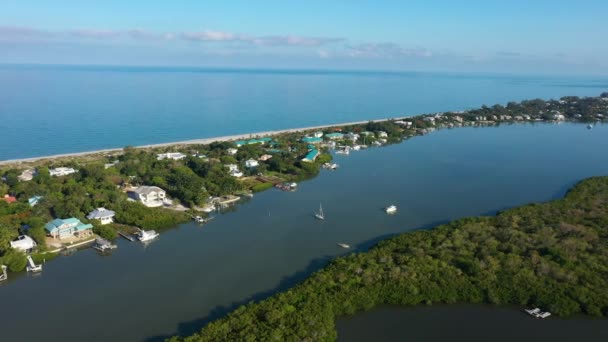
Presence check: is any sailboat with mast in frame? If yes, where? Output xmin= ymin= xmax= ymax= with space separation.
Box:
xmin=315 ymin=203 xmax=325 ymax=220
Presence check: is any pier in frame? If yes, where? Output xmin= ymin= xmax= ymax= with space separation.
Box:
xmin=119 ymin=232 xmax=136 ymax=242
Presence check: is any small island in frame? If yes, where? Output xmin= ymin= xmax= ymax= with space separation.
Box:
xmin=0 ymin=93 xmax=607 ymax=276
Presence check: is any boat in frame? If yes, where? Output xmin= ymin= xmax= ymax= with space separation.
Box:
xmin=193 ymin=215 xmax=207 ymax=223
xmin=92 ymin=238 xmax=117 ymax=252
xmin=525 ymin=307 xmax=551 ymax=319
xmin=136 ymin=229 xmax=159 ymax=242
xmin=26 ymin=255 xmax=42 ymax=273
xmin=335 ymin=148 xmax=350 ymax=155
xmin=0 ymin=264 xmax=7 ymax=281
xmin=587 ymin=124 xmax=593 ymax=129
xmin=322 ymin=162 xmax=339 ymax=170
xmin=385 ymin=205 xmax=397 ymax=214
xmin=352 ymin=145 xmax=361 ymax=151
xmin=315 ymin=203 xmax=325 ymax=220
xmin=337 ymin=243 xmax=350 ymax=249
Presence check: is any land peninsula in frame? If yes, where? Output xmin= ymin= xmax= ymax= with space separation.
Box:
xmin=0 ymin=93 xmax=607 ymax=276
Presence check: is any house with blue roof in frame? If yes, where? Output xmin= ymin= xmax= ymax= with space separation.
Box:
xmin=301 ymin=148 xmax=320 ymax=162
xmin=45 ymin=218 xmax=93 ymax=240
xmin=235 ymin=137 xmax=273 ymax=147
xmin=28 ymin=196 xmax=43 ymax=207
xmin=301 ymin=137 xmax=323 ymax=144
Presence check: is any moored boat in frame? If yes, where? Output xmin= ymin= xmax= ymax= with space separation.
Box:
xmin=385 ymin=205 xmax=397 ymax=214
xmin=337 ymin=243 xmax=350 ymax=249
xmin=136 ymin=229 xmax=159 ymax=242
xmin=92 ymin=238 xmax=117 ymax=252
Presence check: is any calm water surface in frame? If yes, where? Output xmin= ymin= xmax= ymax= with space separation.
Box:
xmin=337 ymin=305 xmax=608 ymax=342
xmin=1 ymin=65 xmax=608 ymax=160
xmin=0 ymin=123 xmax=607 ymax=341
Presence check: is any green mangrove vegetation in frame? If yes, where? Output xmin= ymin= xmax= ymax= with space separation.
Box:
xmin=171 ymin=176 xmax=608 ymax=342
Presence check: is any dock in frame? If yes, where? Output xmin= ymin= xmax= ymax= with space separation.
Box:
xmin=119 ymin=232 xmax=136 ymax=242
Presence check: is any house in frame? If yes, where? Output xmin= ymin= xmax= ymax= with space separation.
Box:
xmin=325 ymin=133 xmax=344 ymax=140
xmin=49 ymin=167 xmax=78 ymax=177
xmin=394 ymin=120 xmax=412 ymax=127
xmin=301 ymin=137 xmax=323 ymax=144
xmin=235 ymin=137 xmax=272 ymax=147
xmin=553 ymin=114 xmax=566 ymax=121
xmin=226 ymin=148 xmax=238 ymax=155
xmin=452 ymin=116 xmax=464 ymax=123
xmin=245 ymin=159 xmax=259 ymax=168
xmin=225 ymin=164 xmax=239 ymax=172
xmin=10 ymin=235 xmax=37 ymax=252
xmin=301 ymin=148 xmax=320 ymax=162
xmin=360 ymin=131 xmax=374 ymax=136
xmin=87 ymin=207 xmax=116 ymax=225
xmin=128 ymin=186 xmax=167 ymax=207
xmin=377 ymin=131 xmax=388 ymax=138
xmin=230 ymin=170 xmax=244 ymax=178
xmin=2 ymin=194 xmax=16 ymax=204
xmin=423 ymin=117 xmax=436 ymax=123
xmin=258 ymin=154 xmax=273 ymax=161
xmin=45 ymin=218 xmax=93 ymax=240
xmin=344 ymin=133 xmax=360 ymax=141
xmin=157 ymin=152 xmax=187 ymax=161
xmin=18 ymin=169 xmax=37 ymax=182
xmin=313 ymin=131 xmax=324 ymax=138
xmin=28 ymin=196 xmax=43 ymax=207
xmin=514 ymin=116 xmax=524 ymax=121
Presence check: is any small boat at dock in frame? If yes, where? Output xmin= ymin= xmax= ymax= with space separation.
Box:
xmin=92 ymin=238 xmax=117 ymax=252
xmin=136 ymin=229 xmax=159 ymax=242
xmin=323 ymin=162 xmax=339 ymax=170
xmin=193 ymin=215 xmax=208 ymax=223
xmin=385 ymin=205 xmax=397 ymax=214
xmin=337 ymin=243 xmax=350 ymax=249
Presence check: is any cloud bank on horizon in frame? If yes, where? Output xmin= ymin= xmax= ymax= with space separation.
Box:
xmin=1 ymin=1 xmax=607 ymax=74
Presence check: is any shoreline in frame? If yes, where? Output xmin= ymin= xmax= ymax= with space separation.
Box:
xmin=0 ymin=118 xmax=392 ymax=166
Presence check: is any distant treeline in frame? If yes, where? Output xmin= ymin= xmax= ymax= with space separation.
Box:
xmin=170 ymin=176 xmax=608 ymax=342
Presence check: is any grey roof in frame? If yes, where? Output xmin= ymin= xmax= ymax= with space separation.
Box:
xmin=87 ymin=207 xmax=116 ymax=220
xmin=131 ymin=186 xmax=165 ymax=195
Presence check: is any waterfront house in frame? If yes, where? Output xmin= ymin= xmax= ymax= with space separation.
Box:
xmin=325 ymin=133 xmax=344 ymax=140
xmin=258 ymin=154 xmax=272 ymax=161
xmin=553 ymin=114 xmax=566 ymax=121
xmin=18 ymin=169 xmax=37 ymax=182
xmin=313 ymin=131 xmax=324 ymax=138
xmin=235 ymin=137 xmax=272 ymax=147
xmin=245 ymin=159 xmax=259 ymax=168
xmin=2 ymin=194 xmax=16 ymax=204
xmin=28 ymin=196 xmax=43 ymax=207
xmin=49 ymin=167 xmax=78 ymax=177
xmin=226 ymin=148 xmax=238 ymax=155
xmin=10 ymin=235 xmax=37 ymax=252
xmin=157 ymin=152 xmax=187 ymax=161
xmin=345 ymin=133 xmax=360 ymax=141
xmin=45 ymin=218 xmax=93 ymax=240
xmin=377 ymin=131 xmax=388 ymax=138
xmin=128 ymin=186 xmax=167 ymax=207
xmin=301 ymin=148 xmax=320 ymax=162
xmin=87 ymin=207 xmax=116 ymax=225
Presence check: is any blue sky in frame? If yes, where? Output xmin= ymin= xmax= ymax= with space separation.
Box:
xmin=1 ymin=0 xmax=607 ymax=74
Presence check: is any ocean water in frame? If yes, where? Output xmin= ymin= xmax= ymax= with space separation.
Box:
xmin=0 ymin=64 xmax=607 ymax=160
xmin=0 ymin=123 xmax=607 ymax=341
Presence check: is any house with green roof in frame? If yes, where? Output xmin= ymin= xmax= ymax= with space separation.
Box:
xmin=45 ymin=218 xmax=93 ymax=240
xmin=325 ymin=133 xmax=344 ymax=140
xmin=301 ymin=137 xmax=323 ymax=144
xmin=235 ymin=137 xmax=273 ymax=147
xmin=301 ymin=148 xmax=320 ymax=162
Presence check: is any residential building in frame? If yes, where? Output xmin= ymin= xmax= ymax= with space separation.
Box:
xmin=377 ymin=131 xmax=388 ymax=138
xmin=226 ymin=148 xmax=238 ymax=155
xmin=18 ymin=169 xmax=37 ymax=182
xmin=157 ymin=152 xmax=187 ymax=160
xmin=87 ymin=207 xmax=116 ymax=225
xmin=10 ymin=235 xmax=37 ymax=252
xmin=49 ymin=167 xmax=78 ymax=177
xmin=128 ymin=186 xmax=167 ymax=207
xmin=313 ymin=131 xmax=324 ymax=138
xmin=45 ymin=218 xmax=93 ymax=240
xmin=235 ymin=137 xmax=272 ymax=147
xmin=553 ymin=114 xmax=566 ymax=121
xmin=225 ymin=164 xmax=239 ymax=172
xmin=28 ymin=196 xmax=43 ymax=207
xmin=245 ymin=159 xmax=259 ymax=168
xmin=301 ymin=137 xmax=323 ymax=144
xmin=345 ymin=133 xmax=360 ymax=141
xmin=301 ymin=148 xmax=320 ymax=162
xmin=230 ymin=170 xmax=244 ymax=178
xmin=325 ymin=133 xmax=344 ymax=140
xmin=2 ymin=194 xmax=16 ymax=204
xmin=258 ymin=154 xmax=272 ymax=161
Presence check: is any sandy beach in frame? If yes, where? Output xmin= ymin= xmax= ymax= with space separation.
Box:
xmin=0 ymin=118 xmax=392 ymax=166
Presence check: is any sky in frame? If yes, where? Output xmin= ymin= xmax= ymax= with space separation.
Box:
xmin=1 ymin=0 xmax=607 ymax=75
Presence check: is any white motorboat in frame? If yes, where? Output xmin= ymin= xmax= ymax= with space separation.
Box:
xmin=315 ymin=203 xmax=325 ymax=220
xmin=137 ymin=229 xmax=159 ymax=242
xmin=525 ymin=308 xmax=551 ymax=319
xmin=92 ymin=238 xmax=117 ymax=252
xmin=337 ymin=243 xmax=350 ymax=249
xmin=385 ymin=205 xmax=397 ymax=214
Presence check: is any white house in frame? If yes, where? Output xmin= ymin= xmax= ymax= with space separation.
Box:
xmin=157 ymin=152 xmax=187 ymax=161
xmin=18 ymin=169 xmax=37 ymax=182
xmin=377 ymin=131 xmax=388 ymax=138
xmin=258 ymin=154 xmax=272 ymax=161
xmin=226 ymin=148 xmax=238 ymax=155
xmin=344 ymin=133 xmax=360 ymax=141
xmin=230 ymin=170 xmax=244 ymax=178
xmin=313 ymin=131 xmax=324 ymax=138
xmin=245 ymin=159 xmax=259 ymax=168
xmin=225 ymin=164 xmax=239 ymax=172
xmin=87 ymin=207 xmax=116 ymax=225
xmin=128 ymin=186 xmax=167 ymax=207
xmin=553 ymin=114 xmax=566 ymax=121
xmin=49 ymin=167 xmax=78 ymax=177
xmin=10 ymin=235 xmax=37 ymax=252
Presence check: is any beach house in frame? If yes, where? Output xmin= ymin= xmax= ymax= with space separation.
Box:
xmin=2 ymin=194 xmax=17 ymax=204
xmin=18 ymin=169 xmax=37 ymax=182
xmin=87 ymin=207 xmax=116 ymax=225
xmin=157 ymin=152 xmax=187 ymax=160
xmin=128 ymin=186 xmax=167 ymax=207
xmin=49 ymin=167 xmax=78 ymax=177
xmin=45 ymin=218 xmax=93 ymax=240
xmin=227 ymin=148 xmax=238 ymax=155
xmin=245 ymin=159 xmax=259 ymax=168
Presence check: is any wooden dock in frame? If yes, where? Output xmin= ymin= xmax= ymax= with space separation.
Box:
xmin=119 ymin=232 xmax=135 ymax=242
